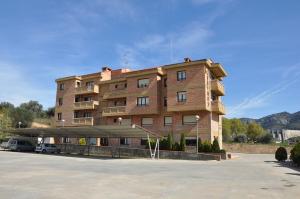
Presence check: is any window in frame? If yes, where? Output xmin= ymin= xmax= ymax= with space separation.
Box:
xmin=177 ymin=91 xmax=187 ymax=102
xmin=83 ymin=112 xmax=92 ymax=118
xmin=100 ymin=138 xmax=108 ymax=146
xmin=185 ymin=138 xmax=197 ymax=146
xmin=124 ymin=83 xmax=127 ymax=88
xmin=183 ymin=115 xmax=197 ymax=125
xmin=164 ymin=78 xmax=167 ymax=87
xmin=137 ymin=97 xmax=149 ymax=106
xmin=141 ymin=139 xmax=147 ymax=145
xmin=114 ymin=101 xmax=118 ymax=106
xmin=164 ymin=97 xmax=167 ymax=107
xmin=74 ymin=111 xmax=80 ymax=119
xmin=57 ymin=113 xmax=62 ymax=121
xmin=84 ymin=96 xmax=92 ymax=102
xmin=76 ymin=81 xmax=81 ymax=88
xmin=75 ymin=96 xmax=80 ymax=102
xmin=164 ymin=116 xmax=172 ymax=126
xmin=177 ymin=71 xmax=186 ymax=81
xmin=58 ymin=98 xmax=63 ymax=106
xmin=120 ymin=138 xmax=129 ymax=145
xmin=86 ymin=81 xmax=94 ymax=87
xmin=138 ymin=78 xmax=149 ymax=88
xmin=59 ymin=83 xmax=64 ymax=90
xmin=142 ymin=118 xmax=153 ymax=126
xmin=115 ymin=84 xmax=118 ymax=89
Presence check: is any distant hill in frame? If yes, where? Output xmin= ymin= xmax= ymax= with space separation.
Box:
xmin=240 ymin=111 xmax=300 ymax=130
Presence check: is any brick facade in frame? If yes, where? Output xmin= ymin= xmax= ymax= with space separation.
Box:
xmin=54 ymin=58 xmax=227 ymax=147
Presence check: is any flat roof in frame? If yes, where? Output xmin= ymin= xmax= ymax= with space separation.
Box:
xmin=3 ymin=125 xmax=162 ymax=138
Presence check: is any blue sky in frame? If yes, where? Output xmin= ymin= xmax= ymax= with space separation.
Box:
xmin=0 ymin=0 xmax=300 ymax=119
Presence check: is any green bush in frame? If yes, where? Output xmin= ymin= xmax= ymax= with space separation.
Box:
xmin=159 ymin=138 xmax=169 ymax=150
xmin=259 ymin=133 xmax=273 ymax=144
xmin=211 ymin=138 xmax=221 ymax=153
xmin=275 ymin=147 xmax=287 ymax=162
xmin=290 ymin=143 xmax=300 ymax=166
xmin=179 ymin=133 xmax=186 ymax=151
xmin=220 ymin=149 xmax=226 ymax=154
xmin=202 ymin=141 xmax=212 ymax=153
xmin=198 ymin=138 xmax=203 ymax=153
xmin=167 ymin=134 xmax=173 ymax=150
xmin=172 ymin=142 xmax=181 ymax=151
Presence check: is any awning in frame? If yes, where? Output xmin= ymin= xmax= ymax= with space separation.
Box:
xmin=3 ymin=125 xmax=162 ymax=138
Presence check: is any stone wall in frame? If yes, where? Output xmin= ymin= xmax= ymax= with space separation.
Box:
xmin=223 ymin=143 xmax=293 ymax=154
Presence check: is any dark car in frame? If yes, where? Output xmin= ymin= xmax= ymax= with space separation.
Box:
xmin=9 ymin=139 xmax=35 ymax=152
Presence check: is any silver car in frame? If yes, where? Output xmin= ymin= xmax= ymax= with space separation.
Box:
xmin=9 ymin=139 xmax=35 ymax=152
xmin=35 ymin=144 xmax=60 ymax=153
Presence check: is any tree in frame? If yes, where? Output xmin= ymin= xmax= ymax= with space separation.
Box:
xmin=230 ymin=118 xmax=247 ymax=137
xmin=179 ymin=133 xmax=186 ymax=151
xmin=0 ymin=102 xmax=14 ymax=111
xmin=45 ymin=107 xmax=55 ymax=118
xmin=246 ymin=122 xmax=265 ymax=142
xmin=167 ymin=134 xmax=173 ymax=150
xmin=212 ymin=138 xmax=221 ymax=153
xmin=222 ymin=118 xmax=232 ymax=142
xmin=10 ymin=107 xmax=33 ymax=128
xmin=19 ymin=100 xmax=44 ymax=118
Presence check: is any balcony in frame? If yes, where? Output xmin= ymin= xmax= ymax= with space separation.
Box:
xmin=211 ymin=79 xmax=225 ymax=96
xmin=72 ymin=117 xmax=94 ymax=126
xmin=73 ymin=101 xmax=99 ymax=110
xmin=103 ymin=88 xmax=128 ymax=99
xmin=75 ymin=85 xmax=99 ymax=94
xmin=102 ymin=106 xmax=127 ymax=116
xmin=211 ymin=100 xmax=226 ymax=115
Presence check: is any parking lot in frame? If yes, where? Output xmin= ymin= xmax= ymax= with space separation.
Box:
xmin=0 ymin=151 xmax=299 ymax=199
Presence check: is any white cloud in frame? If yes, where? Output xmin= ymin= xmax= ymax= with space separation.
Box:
xmin=227 ymin=63 xmax=300 ymax=118
xmin=0 ymin=61 xmax=55 ymax=108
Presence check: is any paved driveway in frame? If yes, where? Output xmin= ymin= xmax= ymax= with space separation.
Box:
xmin=0 ymin=151 xmax=299 ymax=199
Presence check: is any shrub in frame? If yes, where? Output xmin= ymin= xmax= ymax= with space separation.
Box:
xmin=275 ymin=147 xmax=287 ymax=162
xmin=211 ymin=138 xmax=221 ymax=153
xmin=179 ymin=133 xmax=186 ymax=151
xmin=202 ymin=141 xmax=212 ymax=153
xmin=259 ymin=133 xmax=273 ymax=144
xmin=290 ymin=143 xmax=300 ymax=166
xmin=220 ymin=149 xmax=226 ymax=154
xmin=145 ymin=139 xmax=156 ymax=149
xmin=234 ymin=134 xmax=247 ymax=143
xmin=198 ymin=138 xmax=203 ymax=153
xmin=172 ymin=142 xmax=181 ymax=151
xmin=159 ymin=138 xmax=169 ymax=150
xmin=167 ymin=134 xmax=173 ymax=150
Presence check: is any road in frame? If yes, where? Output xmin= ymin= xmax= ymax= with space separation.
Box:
xmin=0 ymin=151 xmax=299 ymax=199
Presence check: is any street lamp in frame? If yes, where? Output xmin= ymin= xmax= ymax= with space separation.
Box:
xmin=195 ymin=115 xmax=200 ymax=153
xmin=118 ymin=117 xmax=122 ymax=125
xmin=18 ymin=121 xmax=22 ymax=128
xmin=62 ymin=119 xmax=65 ymax=128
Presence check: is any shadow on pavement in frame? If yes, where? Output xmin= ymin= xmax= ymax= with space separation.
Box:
xmin=264 ymin=160 xmax=300 ymax=175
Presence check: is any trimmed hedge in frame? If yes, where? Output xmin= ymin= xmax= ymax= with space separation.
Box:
xmin=275 ymin=147 xmax=287 ymax=161
xmin=290 ymin=143 xmax=300 ymax=166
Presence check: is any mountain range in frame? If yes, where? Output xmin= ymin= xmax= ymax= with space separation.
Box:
xmin=240 ymin=111 xmax=300 ymax=130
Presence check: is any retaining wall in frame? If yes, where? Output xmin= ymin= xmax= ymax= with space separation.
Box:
xmin=56 ymin=144 xmax=220 ymax=161
xmin=223 ymin=143 xmax=293 ymax=154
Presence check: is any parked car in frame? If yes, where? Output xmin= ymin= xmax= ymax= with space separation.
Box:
xmin=35 ymin=144 xmax=60 ymax=153
xmin=9 ymin=139 xmax=35 ymax=152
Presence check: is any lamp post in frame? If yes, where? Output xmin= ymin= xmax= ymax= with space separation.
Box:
xmin=18 ymin=121 xmax=22 ymax=128
xmin=118 ymin=117 xmax=122 ymax=125
xmin=195 ymin=115 xmax=200 ymax=153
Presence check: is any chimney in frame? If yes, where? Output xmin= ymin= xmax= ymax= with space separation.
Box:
xmin=102 ymin=66 xmax=112 ymax=72
xmin=184 ymin=57 xmax=192 ymax=63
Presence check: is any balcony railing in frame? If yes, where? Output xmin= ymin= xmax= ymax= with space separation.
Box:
xmin=75 ymin=85 xmax=99 ymax=94
xmin=102 ymin=106 xmax=126 ymax=116
xmin=103 ymin=88 xmax=128 ymax=99
xmin=72 ymin=117 xmax=94 ymax=126
xmin=211 ymin=100 xmax=226 ymax=115
xmin=73 ymin=101 xmax=99 ymax=110
xmin=211 ymin=79 xmax=225 ymax=96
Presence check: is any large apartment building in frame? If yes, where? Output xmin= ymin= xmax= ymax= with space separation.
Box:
xmin=55 ymin=58 xmax=227 ymax=147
